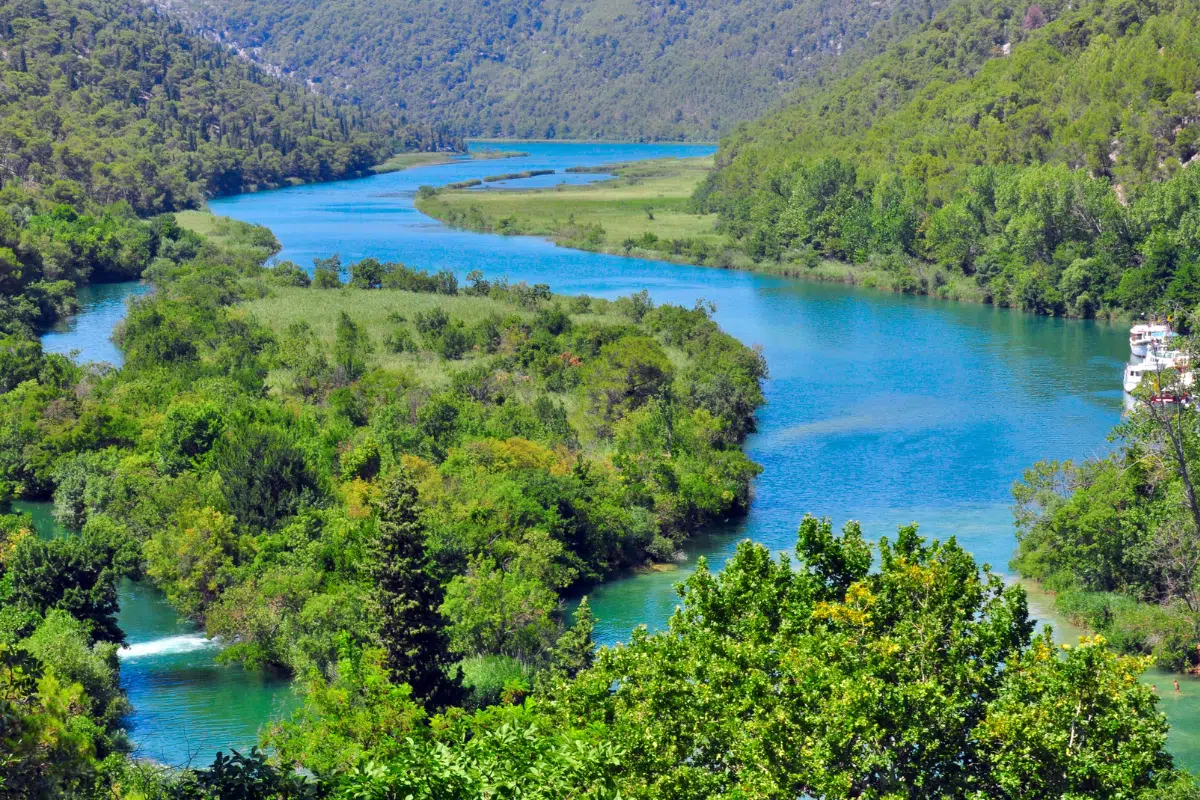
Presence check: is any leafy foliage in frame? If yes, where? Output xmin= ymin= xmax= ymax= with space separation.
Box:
xmin=262 ymin=517 xmax=1192 ymax=799
xmin=545 ymin=518 xmax=1186 ymax=798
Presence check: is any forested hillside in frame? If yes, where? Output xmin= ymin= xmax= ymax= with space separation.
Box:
xmin=0 ymin=0 xmax=458 ymax=214
xmin=700 ymin=0 xmax=1200 ymax=317
xmin=0 ymin=0 xmax=459 ymax=339
xmin=151 ymin=0 xmax=948 ymax=140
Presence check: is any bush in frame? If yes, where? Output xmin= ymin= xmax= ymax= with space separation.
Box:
xmin=435 ymin=324 xmax=472 ymax=360
xmin=312 ymin=267 xmax=341 ymax=289
xmin=383 ymin=327 xmax=418 ymax=353
xmin=457 ymin=654 xmax=530 ymax=709
xmin=267 ymin=261 xmax=311 ymax=287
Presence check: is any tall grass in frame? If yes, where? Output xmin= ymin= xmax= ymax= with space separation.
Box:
xmin=1054 ymin=588 xmax=1199 ymax=671
xmin=457 ymin=654 xmax=531 ymax=709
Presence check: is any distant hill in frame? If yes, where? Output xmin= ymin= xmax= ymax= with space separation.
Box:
xmin=0 ymin=0 xmax=460 ymax=214
xmin=149 ymin=0 xmax=950 ymax=140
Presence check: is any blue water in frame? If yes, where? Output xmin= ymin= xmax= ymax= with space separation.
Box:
xmin=46 ymin=140 xmax=1199 ymax=767
xmin=42 ymin=281 xmax=150 ymax=365
xmin=211 ymin=141 xmax=1128 ymax=621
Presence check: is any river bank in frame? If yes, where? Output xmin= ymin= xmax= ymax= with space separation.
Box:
xmin=36 ymin=139 xmax=1193 ymax=768
xmin=414 ymin=156 xmax=1132 ymax=323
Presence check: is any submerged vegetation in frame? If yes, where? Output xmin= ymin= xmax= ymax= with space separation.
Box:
xmin=370 ymin=148 xmax=528 ymax=175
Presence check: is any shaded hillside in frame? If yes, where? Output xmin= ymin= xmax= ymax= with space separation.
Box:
xmin=152 ymin=0 xmax=950 ymax=140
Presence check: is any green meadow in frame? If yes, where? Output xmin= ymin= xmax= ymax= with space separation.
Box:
xmin=416 ymin=157 xmax=729 ymax=261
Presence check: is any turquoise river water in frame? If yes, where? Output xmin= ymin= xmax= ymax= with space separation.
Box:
xmin=37 ymin=140 xmax=1200 ymax=769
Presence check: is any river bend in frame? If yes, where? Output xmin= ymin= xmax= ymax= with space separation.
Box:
xmin=38 ymin=141 xmax=1200 ymax=768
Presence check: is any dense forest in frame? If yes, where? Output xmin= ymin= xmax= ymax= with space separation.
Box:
xmin=0 ymin=208 xmax=1190 ymax=798
xmin=151 ymin=0 xmax=949 ymax=140
xmin=0 ymin=0 xmax=459 ymax=339
xmin=0 ymin=0 xmax=458 ymax=214
xmin=0 ymin=216 xmax=1191 ymax=793
xmin=698 ymin=0 xmax=1200 ymax=317
xmin=4 ymin=0 xmax=1200 ymax=793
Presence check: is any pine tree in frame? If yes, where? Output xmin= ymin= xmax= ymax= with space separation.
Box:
xmin=551 ymin=596 xmax=595 ymax=678
xmin=370 ymin=469 xmax=462 ymax=711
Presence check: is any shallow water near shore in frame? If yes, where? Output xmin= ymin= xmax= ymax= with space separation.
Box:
xmin=37 ymin=140 xmax=1200 ymax=770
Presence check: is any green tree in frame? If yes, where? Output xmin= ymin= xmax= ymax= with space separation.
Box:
xmin=333 ymin=311 xmax=372 ymax=384
xmin=0 ymin=336 xmax=45 ymax=393
xmin=370 ymin=470 xmax=462 ymax=711
xmin=156 ymin=401 xmax=228 ymax=475
xmin=211 ymin=424 xmax=319 ymax=531
xmin=550 ymin=517 xmax=1184 ymax=798
xmin=313 ymin=256 xmax=344 ymax=289
xmin=350 ymin=258 xmax=386 ymax=289
xmin=21 ymin=610 xmax=130 ymax=757
xmin=548 ymin=596 xmax=594 ymax=679
xmin=582 ymin=335 xmax=674 ymax=428
xmin=0 ymin=644 xmax=101 ymax=800
xmin=267 ymin=641 xmax=426 ymax=775
xmin=7 ymin=530 xmax=125 ymax=645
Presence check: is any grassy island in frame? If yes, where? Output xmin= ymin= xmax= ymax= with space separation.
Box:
xmin=416 ymin=157 xmax=995 ymax=308
xmin=416 ymin=157 xmax=729 ymax=263
xmin=5 ymin=209 xmax=767 ymax=685
xmin=372 ymin=148 xmax=530 ymax=174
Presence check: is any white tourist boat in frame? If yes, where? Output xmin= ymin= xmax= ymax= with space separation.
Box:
xmin=1124 ymin=349 xmax=1194 ymax=395
xmin=1130 ymin=322 xmax=1176 ymax=356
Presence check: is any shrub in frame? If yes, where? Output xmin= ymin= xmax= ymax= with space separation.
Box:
xmin=383 ymin=327 xmax=418 ymax=353
xmin=458 ymin=654 xmax=530 ymax=709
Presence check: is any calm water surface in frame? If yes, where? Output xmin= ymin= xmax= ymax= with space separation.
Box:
xmin=39 ymin=140 xmax=1200 ymax=768
xmin=42 ymin=281 xmax=150 ymax=365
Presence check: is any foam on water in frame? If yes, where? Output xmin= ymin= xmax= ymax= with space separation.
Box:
xmin=119 ymin=634 xmax=218 ymax=660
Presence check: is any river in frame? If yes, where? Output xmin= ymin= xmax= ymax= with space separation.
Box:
xmin=37 ymin=140 xmax=1200 ymax=769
